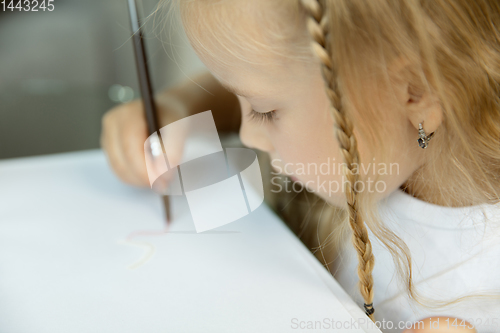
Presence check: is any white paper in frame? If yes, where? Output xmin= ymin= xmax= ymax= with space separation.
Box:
xmin=0 ymin=149 xmax=381 ymax=333
xmin=185 ymin=175 xmax=249 ymax=233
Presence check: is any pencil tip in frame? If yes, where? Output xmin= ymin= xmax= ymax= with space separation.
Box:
xmin=162 ymin=195 xmax=171 ymax=226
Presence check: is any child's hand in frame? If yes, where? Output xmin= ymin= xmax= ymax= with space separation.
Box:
xmin=100 ymin=94 xmax=187 ymax=188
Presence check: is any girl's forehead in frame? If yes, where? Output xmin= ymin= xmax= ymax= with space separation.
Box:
xmin=184 ymin=28 xmax=297 ymax=99
xmin=202 ymin=53 xmax=290 ymax=100
xmin=180 ymin=0 xmax=315 ymax=100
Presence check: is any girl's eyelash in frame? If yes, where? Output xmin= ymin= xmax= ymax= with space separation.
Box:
xmin=249 ymin=109 xmax=277 ymax=124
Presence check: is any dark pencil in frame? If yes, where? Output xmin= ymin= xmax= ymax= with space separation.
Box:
xmin=127 ymin=0 xmax=171 ymax=225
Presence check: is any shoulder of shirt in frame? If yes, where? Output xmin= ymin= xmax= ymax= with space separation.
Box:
xmin=379 ymin=189 xmax=500 ymax=231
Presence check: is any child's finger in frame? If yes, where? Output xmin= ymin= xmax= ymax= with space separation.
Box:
xmin=104 ymin=111 xmax=145 ymax=186
xmin=121 ymin=112 xmax=150 ymax=187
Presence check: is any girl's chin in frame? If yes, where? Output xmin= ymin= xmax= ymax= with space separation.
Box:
xmin=317 ymin=192 xmax=346 ymax=208
xmin=286 ymin=176 xmax=344 ymax=207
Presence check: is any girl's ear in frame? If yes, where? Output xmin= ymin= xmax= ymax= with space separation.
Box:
xmin=406 ymin=82 xmax=443 ymax=135
xmin=389 ymin=56 xmax=443 ymax=134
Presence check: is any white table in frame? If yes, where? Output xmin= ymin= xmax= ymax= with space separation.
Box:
xmin=0 ymin=150 xmax=381 ymax=333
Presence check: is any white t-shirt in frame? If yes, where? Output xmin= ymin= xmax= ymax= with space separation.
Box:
xmin=332 ymin=189 xmax=500 ymax=333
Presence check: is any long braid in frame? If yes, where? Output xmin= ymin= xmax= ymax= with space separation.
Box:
xmin=299 ymin=0 xmax=376 ymax=320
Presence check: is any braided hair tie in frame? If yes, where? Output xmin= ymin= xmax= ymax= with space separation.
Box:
xmin=364 ymin=302 xmax=375 ymax=316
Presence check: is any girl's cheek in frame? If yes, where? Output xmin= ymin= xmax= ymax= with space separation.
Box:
xmin=267 ymin=121 xmax=350 ymax=205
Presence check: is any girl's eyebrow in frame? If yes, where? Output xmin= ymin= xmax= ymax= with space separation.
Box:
xmin=221 ymin=83 xmax=253 ymax=97
xmin=217 ymin=79 xmax=263 ymax=98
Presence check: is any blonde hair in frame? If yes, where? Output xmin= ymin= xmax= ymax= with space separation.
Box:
xmin=159 ymin=0 xmax=500 ymax=321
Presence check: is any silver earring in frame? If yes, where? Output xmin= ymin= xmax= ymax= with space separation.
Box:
xmin=417 ymin=123 xmax=434 ymax=149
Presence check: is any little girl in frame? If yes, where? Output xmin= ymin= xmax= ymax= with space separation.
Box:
xmin=101 ymin=0 xmax=500 ymax=331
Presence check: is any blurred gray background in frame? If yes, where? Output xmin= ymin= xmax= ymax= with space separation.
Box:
xmin=0 ymin=0 xmax=207 ymax=159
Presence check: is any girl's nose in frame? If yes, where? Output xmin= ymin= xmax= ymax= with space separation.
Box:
xmin=237 ymin=96 xmax=274 ymax=153
xmin=239 ymin=119 xmax=274 ymax=153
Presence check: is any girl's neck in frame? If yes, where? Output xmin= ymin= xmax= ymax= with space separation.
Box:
xmin=400 ymin=177 xmax=475 ymax=208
